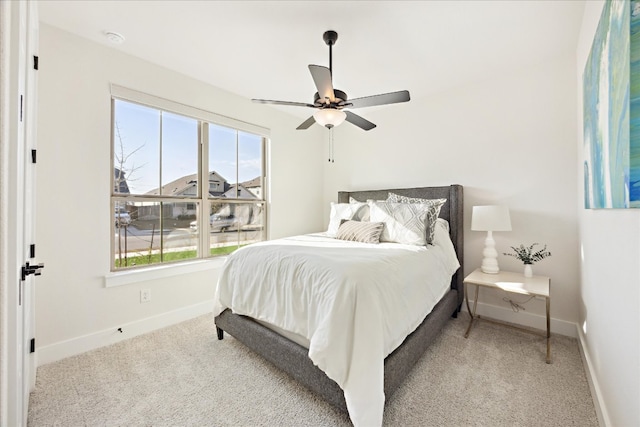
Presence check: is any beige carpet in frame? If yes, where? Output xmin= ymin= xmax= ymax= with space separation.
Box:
xmin=28 ymin=314 xmax=598 ymax=426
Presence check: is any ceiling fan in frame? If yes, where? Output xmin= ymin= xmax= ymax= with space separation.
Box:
xmin=252 ymin=30 xmax=410 ymax=131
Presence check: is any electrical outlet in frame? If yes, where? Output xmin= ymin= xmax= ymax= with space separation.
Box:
xmin=140 ymin=289 xmax=151 ymax=303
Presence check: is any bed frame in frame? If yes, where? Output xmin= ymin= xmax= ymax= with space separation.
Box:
xmin=215 ymin=184 xmax=464 ymax=412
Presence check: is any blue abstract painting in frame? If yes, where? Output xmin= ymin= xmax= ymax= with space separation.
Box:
xmin=583 ymin=0 xmax=640 ymax=208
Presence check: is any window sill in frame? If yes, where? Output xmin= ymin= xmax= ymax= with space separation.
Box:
xmin=104 ymin=258 xmax=227 ymax=288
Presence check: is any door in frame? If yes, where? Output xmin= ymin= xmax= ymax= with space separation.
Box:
xmin=22 ymin=0 xmax=40 ymax=416
xmin=0 ymin=1 xmax=39 ymax=426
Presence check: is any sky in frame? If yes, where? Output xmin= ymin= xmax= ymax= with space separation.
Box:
xmin=114 ymin=100 xmax=262 ymax=194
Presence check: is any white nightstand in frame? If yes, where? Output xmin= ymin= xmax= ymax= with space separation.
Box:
xmin=463 ymin=268 xmax=552 ymax=364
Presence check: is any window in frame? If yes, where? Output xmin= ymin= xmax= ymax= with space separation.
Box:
xmin=111 ymin=86 xmax=268 ymax=271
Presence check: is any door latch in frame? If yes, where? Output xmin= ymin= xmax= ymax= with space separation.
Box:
xmin=21 ymin=262 xmax=44 ymax=281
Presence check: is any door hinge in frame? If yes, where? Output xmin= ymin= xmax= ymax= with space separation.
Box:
xmin=20 ymin=95 xmax=23 ymax=122
xmin=30 ymin=338 xmax=35 ymax=353
xmin=30 ymin=244 xmax=36 ymax=258
xmin=21 ymin=261 xmax=44 ymax=281
xmin=33 ymin=55 xmax=39 ymax=70
xmin=31 ymin=149 xmax=37 ymax=164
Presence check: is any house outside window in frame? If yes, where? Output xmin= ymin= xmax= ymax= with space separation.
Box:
xmin=111 ymin=86 xmax=268 ymax=271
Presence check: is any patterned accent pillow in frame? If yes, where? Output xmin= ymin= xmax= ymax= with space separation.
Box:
xmin=386 ymin=193 xmax=446 ymax=245
xmin=369 ymin=201 xmax=432 ymax=246
xmin=327 ymin=202 xmax=368 ymax=237
xmin=336 ymin=220 xmax=384 ymax=244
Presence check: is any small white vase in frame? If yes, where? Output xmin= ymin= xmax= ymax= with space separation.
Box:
xmin=524 ymin=264 xmax=533 ymax=278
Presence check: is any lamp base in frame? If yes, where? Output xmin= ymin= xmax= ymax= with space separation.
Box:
xmin=480 ymin=231 xmax=500 ymax=274
xmin=480 ymin=264 xmax=500 ymax=274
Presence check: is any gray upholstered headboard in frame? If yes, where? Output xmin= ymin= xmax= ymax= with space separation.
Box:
xmin=337 ymin=185 xmax=464 ymax=308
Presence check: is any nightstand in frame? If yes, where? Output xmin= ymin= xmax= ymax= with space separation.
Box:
xmin=463 ymin=268 xmax=551 ymax=363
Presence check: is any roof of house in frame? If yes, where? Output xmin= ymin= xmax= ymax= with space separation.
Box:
xmin=240 ymin=176 xmax=261 ymax=188
xmin=145 ymin=171 xmax=228 ymax=196
xmin=223 ymin=183 xmax=257 ymax=199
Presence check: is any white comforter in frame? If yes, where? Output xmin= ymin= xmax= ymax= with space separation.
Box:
xmin=212 ymin=221 xmax=460 ymax=427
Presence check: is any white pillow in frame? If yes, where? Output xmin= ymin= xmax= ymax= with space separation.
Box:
xmin=369 ymin=201 xmax=432 ymax=246
xmin=349 ymin=196 xmax=370 ymax=221
xmin=435 ymin=217 xmax=450 ymax=234
xmin=327 ymin=202 xmax=368 ymax=237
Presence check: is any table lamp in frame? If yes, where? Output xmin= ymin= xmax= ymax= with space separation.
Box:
xmin=471 ymin=205 xmax=512 ymax=274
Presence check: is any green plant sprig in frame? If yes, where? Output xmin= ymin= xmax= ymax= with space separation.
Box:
xmin=503 ymin=243 xmax=551 ymax=265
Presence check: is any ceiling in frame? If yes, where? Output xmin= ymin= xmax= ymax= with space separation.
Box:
xmin=38 ymin=1 xmax=585 ymax=118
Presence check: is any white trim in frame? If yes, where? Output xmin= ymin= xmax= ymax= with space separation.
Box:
xmin=461 ymin=300 xmax=577 ymax=337
xmin=0 ymin=3 xmax=12 ymax=424
xmin=37 ymin=300 xmax=215 ymax=366
xmin=105 ymin=257 xmax=226 ymax=287
xmin=576 ymin=324 xmax=611 ymax=427
xmin=110 ymin=84 xmax=270 ymax=137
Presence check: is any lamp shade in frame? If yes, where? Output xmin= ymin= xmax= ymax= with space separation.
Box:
xmin=313 ymin=109 xmax=346 ymax=128
xmin=471 ymin=205 xmax=512 ymax=231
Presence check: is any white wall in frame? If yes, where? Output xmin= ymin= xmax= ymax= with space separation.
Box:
xmin=35 ymin=24 xmax=325 ymax=361
xmin=324 ymin=55 xmax=579 ymax=333
xmin=576 ymin=2 xmax=640 ymax=426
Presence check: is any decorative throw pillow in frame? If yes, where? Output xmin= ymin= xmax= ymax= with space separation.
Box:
xmin=369 ymin=201 xmax=432 ymax=246
xmin=336 ymin=220 xmax=384 ymax=244
xmin=327 ymin=202 xmax=368 ymax=237
xmin=386 ymin=193 xmax=446 ymax=245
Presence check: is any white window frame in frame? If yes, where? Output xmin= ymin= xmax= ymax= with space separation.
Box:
xmin=109 ymin=85 xmax=269 ymax=273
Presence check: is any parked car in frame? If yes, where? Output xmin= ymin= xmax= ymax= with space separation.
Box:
xmin=115 ymin=208 xmax=131 ymax=227
xmin=190 ymin=214 xmax=238 ymax=232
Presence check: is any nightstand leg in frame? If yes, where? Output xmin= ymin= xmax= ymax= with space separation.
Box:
xmin=546 ymin=296 xmax=551 ymax=364
xmin=464 ymin=284 xmax=479 ymax=338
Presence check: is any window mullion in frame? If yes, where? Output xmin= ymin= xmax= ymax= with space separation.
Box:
xmin=200 ymin=121 xmax=209 ymax=258
xmin=235 ymin=130 xmax=239 ymax=199
xmin=159 ymin=112 xmax=164 ymax=262
xmin=262 ymin=136 xmax=268 ymax=241
xmin=235 ymin=131 xmax=240 ymax=242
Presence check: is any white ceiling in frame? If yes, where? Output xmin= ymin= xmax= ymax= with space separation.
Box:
xmin=38 ymin=1 xmax=585 ymax=118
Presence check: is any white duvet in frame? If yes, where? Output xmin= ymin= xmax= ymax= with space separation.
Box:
xmin=212 ymin=220 xmax=460 ymax=427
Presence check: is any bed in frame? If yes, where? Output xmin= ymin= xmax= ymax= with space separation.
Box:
xmin=213 ymin=185 xmax=464 ymax=426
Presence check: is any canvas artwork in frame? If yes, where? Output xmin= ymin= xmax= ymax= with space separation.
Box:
xmin=583 ymin=0 xmax=640 ymax=208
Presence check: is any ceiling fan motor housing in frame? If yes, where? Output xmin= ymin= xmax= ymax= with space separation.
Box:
xmin=314 ymin=89 xmax=348 ymax=107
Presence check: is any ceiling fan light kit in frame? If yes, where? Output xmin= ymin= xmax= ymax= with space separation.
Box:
xmin=313 ymin=109 xmax=346 ymax=128
xmin=252 ymin=30 xmax=410 ymax=132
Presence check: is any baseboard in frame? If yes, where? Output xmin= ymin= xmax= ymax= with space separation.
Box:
xmin=37 ymin=300 xmax=214 ymax=366
xmin=576 ymin=325 xmax=611 ymax=427
xmin=461 ymin=300 xmax=576 ymax=337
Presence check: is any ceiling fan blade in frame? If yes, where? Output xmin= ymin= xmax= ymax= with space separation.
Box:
xmin=348 ymin=90 xmax=410 ymax=109
xmin=296 ymin=116 xmax=316 ymax=130
xmin=308 ymin=65 xmax=335 ymax=103
xmin=252 ymin=99 xmax=315 ymax=108
xmin=344 ymin=111 xmax=376 ymax=131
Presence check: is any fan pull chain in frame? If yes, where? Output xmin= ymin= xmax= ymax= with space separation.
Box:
xmin=329 ymin=128 xmax=335 ymax=163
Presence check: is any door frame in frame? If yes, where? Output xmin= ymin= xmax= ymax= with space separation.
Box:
xmin=0 ymin=1 xmax=38 ymax=426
